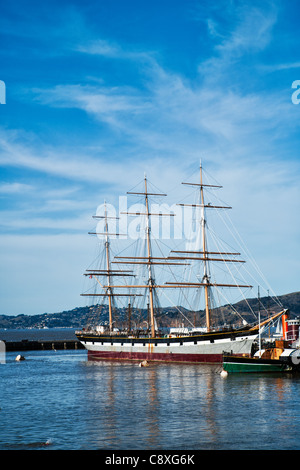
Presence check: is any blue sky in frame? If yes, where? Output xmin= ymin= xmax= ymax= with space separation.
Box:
xmin=0 ymin=0 xmax=299 ymax=315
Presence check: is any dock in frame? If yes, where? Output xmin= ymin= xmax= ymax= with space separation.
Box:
xmin=4 ymin=339 xmax=85 ymax=352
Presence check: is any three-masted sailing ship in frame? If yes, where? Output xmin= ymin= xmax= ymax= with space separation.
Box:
xmin=76 ymin=165 xmax=288 ymax=363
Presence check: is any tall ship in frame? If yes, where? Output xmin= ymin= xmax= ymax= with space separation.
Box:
xmin=76 ymin=165 xmax=288 ymax=363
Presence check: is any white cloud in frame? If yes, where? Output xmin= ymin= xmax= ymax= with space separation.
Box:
xmin=261 ymin=62 xmax=300 ymax=72
xmin=76 ymin=39 xmax=121 ymax=57
xmin=197 ymin=1 xmax=278 ymax=82
xmin=216 ymin=6 xmax=277 ymax=55
xmin=0 ymin=128 xmax=140 ymax=185
xmin=29 ymin=54 xmax=293 ymax=164
xmin=0 ymin=182 xmax=33 ymax=194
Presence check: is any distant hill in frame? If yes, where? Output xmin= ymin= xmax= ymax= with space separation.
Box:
xmin=0 ymin=291 xmax=299 ymax=330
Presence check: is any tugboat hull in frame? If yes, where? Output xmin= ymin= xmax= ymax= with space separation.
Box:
xmin=223 ymin=347 xmax=300 ymax=373
xmin=223 ymin=355 xmax=290 ymax=373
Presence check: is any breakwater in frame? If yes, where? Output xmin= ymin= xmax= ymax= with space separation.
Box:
xmin=4 ymin=339 xmax=84 ymax=352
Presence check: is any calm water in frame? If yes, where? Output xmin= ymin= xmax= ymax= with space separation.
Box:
xmin=1 ymin=333 xmax=300 ymax=450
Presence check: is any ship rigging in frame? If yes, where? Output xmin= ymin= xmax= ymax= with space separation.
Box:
xmin=77 ymin=165 xmax=287 ymax=363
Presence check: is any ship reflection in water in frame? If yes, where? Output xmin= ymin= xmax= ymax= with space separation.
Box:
xmin=1 ymin=350 xmax=300 ymax=450
xmin=79 ymin=359 xmax=300 ymax=450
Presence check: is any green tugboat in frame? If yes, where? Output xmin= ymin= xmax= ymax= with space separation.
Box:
xmin=222 ymin=339 xmax=300 ymax=374
xmin=222 ymin=301 xmax=300 ymax=374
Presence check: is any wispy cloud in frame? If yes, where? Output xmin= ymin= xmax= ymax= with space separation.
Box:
xmin=0 ymin=129 xmax=132 ymax=184
xmin=217 ymin=5 xmax=277 ymax=54
xmin=33 ymin=83 xmax=151 ymax=129
xmin=262 ymin=61 xmax=300 ymax=72
xmin=197 ymin=0 xmax=278 ymax=82
xmin=0 ymin=182 xmax=33 ymax=194
xmin=76 ymin=39 xmax=121 ymax=57
xmin=29 ymin=54 xmax=293 ymax=165
xmin=1 ymin=0 xmax=299 ymax=314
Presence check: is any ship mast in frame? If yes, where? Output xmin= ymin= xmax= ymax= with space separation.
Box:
xmin=199 ymin=163 xmax=211 ymax=331
xmin=81 ymin=201 xmax=137 ymax=334
xmin=112 ymin=175 xmax=186 ymax=337
xmin=104 ymin=202 xmax=113 ymax=332
xmin=144 ymin=176 xmax=156 ymax=337
xmin=122 ymin=175 xmax=178 ymax=338
xmin=173 ymin=164 xmax=252 ymax=332
xmin=94 ymin=168 xmax=253 ymax=335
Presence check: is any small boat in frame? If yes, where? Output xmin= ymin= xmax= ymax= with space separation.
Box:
xmin=222 ymin=340 xmax=300 ymax=373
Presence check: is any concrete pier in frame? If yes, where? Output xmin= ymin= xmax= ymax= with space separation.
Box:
xmin=4 ymin=339 xmax=85 ymax=352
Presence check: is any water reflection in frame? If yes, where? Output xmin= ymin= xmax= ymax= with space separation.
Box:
xmin=217 ymin=373 xmax=300 ymax=449
xmin=79 ymin=360 xmax=300 ymax=450
xmin=144 ymin=368 xmax=160 ymax=446
xmin=80 ymin=361 xmax=221 ymax=449
xmin=1 ymin=350 xmax=300 ymax=450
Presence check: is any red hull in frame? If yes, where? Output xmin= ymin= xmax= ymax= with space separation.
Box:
xmin=87 ymin=349 xmax=222 ymax=364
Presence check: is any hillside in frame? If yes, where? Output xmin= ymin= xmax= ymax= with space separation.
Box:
xmin=0 ymin=291 xmax=299 ymax=330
